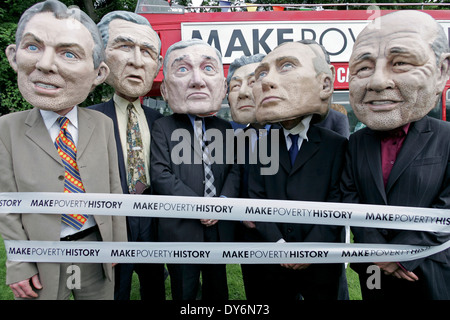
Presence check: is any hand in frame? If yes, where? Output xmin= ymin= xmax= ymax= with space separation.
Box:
xmin=375 ymin=262 xmax=419 ymax=282
xmin=200 ymin=219 xmax=218 ymax=227
xmin=281 ymin=263 xmax=311 ymax=271
xmin=242 ymin=221 xmax=256 ymax=229
xmin=9 ymin=274 xmax=42 ymax=299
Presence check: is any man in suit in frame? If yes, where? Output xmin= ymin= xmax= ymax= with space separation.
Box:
xmin=0 ymin=0 xmax=127 ymax=300
xmin=226 ymin=54 xmax=270 ymax=300
xmin=89 ymin=10 xmax=165 ymax=301
xmin=341 ymin=10 xmax=450 ymax=300
xmin=150 ymin=39 xmax=240 ymax=300
xmin=248 ymin=40 xmax=348 ymax=300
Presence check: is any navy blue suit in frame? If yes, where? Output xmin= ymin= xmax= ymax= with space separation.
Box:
xmin=89 ymin=99 xmax=165 ymax=300
xmin=248 ymin=125 xmax=348 ymax=300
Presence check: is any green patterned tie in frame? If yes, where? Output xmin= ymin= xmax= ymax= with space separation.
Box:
xmin=126 ymin=104 xmax=147 ymax=193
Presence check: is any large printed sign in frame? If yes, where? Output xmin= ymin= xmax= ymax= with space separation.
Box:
xmin=182 ymin=20 xmax=450 ymax=65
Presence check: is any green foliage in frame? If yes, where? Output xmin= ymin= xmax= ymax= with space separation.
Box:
xmin=0 ymin=16 xmax=32 ymax=116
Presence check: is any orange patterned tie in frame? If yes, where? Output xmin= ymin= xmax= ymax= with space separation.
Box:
xmin=55 ymin=117 xmax=88 ymax=230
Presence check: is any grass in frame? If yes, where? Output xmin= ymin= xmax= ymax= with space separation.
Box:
xmin=0 ymin=235 xmax=361 ymax=300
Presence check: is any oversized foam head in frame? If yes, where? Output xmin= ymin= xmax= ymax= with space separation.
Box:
xmin=252 ymin=40 xmax=335 ymax=124
xmin=160 ymin=39 xmax=227 ymax=116
xmin=227 ymin=54 xmax=265 ymax=125
xmin=5 ymin=0 xmax=109 ymax=113
xmin=349 ymin=10 xmax=450 ymax=131
xmin=98 ymin=11 xmax=162 ymax=102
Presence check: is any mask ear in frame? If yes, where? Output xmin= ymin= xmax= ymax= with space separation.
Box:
xmin=91 ymin=62 xmax=110 ymax=91
xmin=160 ymin=81 xmax=167 ymax=101
xmin=6 ymin=44 xmax=18 ymax=72
xmin=319 ymin=65 xmax=335 ymax=100
xmin=436 ymin=53 xmax=450 ymax=93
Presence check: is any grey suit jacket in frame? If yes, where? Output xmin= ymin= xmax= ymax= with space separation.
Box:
xmin=0 ymin=107 xmax=127 ymax=295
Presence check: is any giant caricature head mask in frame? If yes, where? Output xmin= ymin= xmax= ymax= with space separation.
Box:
xmin=349 ymin=10 xmax=450 ymax=131
xmin=227 ymin=54 xmax=265 ymax=125
xmin=5 ymin=0 xmax=109 ymax=113
xmin=98 ymin=11 xmax=162 ymax=102
xmin=253 ymin=40 xmax=335 ymax=124
xmin=160 ymin=39 xmax=227 ymax=115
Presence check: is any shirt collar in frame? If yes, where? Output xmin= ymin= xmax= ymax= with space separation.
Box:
xmin=114 ymin=93 xmax=142 ymax=115
xmin=282 ymin=115 xmax=312 ymax=141
xmin=40 ymin=106 xmax=78 ymax=130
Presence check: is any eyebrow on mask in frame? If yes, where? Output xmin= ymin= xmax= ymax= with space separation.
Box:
xmin=113 ymin=36 xmax=157 ymax=53
xmin=275 ymin=56 xmax=301 ymax=66
xmin=353 ymin=52 xmax=373 ymax=62
xmin=21 ymin=32 xmax=43 ymax=45
xmin=171 ymin=54 xmax=189 ymax=67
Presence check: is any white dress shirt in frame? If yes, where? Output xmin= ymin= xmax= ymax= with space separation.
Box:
xmin=282 ymin=115 xmax=312 ymax=152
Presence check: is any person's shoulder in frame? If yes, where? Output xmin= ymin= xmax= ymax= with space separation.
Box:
xmin=208 ymin=115 xmax=233 ymax=129
xmin=141 ymin=104 xmax=163 ymax=119
xmin=313 ymin=123 xmax=347 ymax=143
xmin=0 ymin=109 xmax=33 ymax=127
xmin=86 ymin=100 xmax=110 ymax=111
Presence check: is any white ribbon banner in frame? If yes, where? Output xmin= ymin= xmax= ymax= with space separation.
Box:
xmin=4 ymin=240 xmax=450 ymax=264
xmin=1 ymin=192 xmax=450 ymax=232
xmin=1 ymin=192 xmax=450 ymax=263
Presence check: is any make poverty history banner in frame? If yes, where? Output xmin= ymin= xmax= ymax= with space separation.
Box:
xmin=1 ymin=192 xmax=450 ymax=264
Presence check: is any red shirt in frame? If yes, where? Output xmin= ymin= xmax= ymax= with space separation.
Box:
xmin=380 ymin=123 xmax=411 ymax=187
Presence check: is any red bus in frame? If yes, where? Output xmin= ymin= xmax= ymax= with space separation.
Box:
xmin=136 ymin=1 xmax=450 ymax=133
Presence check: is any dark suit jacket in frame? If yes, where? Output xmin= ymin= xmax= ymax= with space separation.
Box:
xmin=150 ymin=113 xmax=240 ymax=242
xmin=315 ymin=108 xmax=350 ymax=139
xmin=341 ymin=116 xmax=450 ymax=273
xmin=248 ymin=125 xmax=347 ymax=243
xmin=89 ymin=98 xmax=163 ymax=194
xmin=89 ymin=99 xmax=163 ymax=242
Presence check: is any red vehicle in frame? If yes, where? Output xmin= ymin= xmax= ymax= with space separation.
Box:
xmin=136 ymin=1 xmax=450 ymax=132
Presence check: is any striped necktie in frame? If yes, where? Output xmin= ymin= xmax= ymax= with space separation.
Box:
xmin=126 ymin=103 xmax=147 ymax=193
xmin=195 ymin=117 xmax=216 ymax=197
xmin=54 ymin=117 xmax=88 ymax=230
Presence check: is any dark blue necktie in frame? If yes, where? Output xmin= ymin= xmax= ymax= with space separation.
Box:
xmin=288 ymin=134 xmax=299 ymax=166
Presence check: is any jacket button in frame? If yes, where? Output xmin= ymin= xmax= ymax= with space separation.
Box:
xmin=58 ymin=175 xmax=64 ymax=181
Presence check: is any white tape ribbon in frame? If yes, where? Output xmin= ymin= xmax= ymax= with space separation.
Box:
xmin=1 ymin=192 xmax=450 ymax=263
xmin=1 ymin=192 xmax=450 ymax=232
xmin=4 ymin=240 xmax=450 ymax=264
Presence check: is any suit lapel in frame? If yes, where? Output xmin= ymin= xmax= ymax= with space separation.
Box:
xmin=364 ymin=129 xmax=387 ymax=203
xmin=103 ymin=99 xmax=128 ymax=193
xmin=76 ymin=107 xmax=95 ymax=160
xmin=25 ymin=108 xmax=61 ymax=165
xmin=290 ymin=126 xmax=320 ymax=175
xmin=386 ymin=117 xmax=432 ymax=194
xmin=277 ymin=129 xmax=291 ymax=174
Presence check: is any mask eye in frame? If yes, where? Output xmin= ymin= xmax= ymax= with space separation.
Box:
xmin=280 ymin=62 xmax=294 ymax=72
xmin=27 ymin=45 xmax=38 ymax=52
xmin=64 ymin=51 xmax=76 ymax=59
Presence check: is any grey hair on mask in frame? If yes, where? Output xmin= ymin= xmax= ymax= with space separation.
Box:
xmin=163 ymin=39 xmax=223 ymax=77
xmin=15 ymin=0 xmax=105 ymax=69
xmin=97 ymin=10 xmax=161 ymax=53
xmin=226 ymin=54 xmax=266 ymax=88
